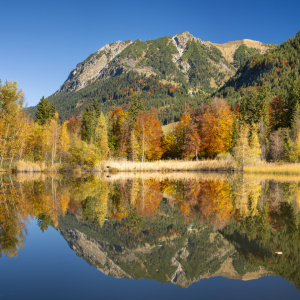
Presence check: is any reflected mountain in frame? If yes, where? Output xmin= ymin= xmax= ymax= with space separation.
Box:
xmin=58 ymin=209 xmax=269 ymax=287
xmin=1 ymin=173 xmax=300 ymax=289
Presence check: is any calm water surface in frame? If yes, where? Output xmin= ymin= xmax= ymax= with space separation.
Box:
xmin=0 ymin=173 xmax=300 ymax=299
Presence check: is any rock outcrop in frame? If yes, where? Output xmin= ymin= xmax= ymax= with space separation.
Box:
xmin=58 ymin=40 xmax=132 ymax=93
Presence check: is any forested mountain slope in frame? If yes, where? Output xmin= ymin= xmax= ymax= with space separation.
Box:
xmin=218 ymin=31 xmax=300 ymax=103
xmin=28 ymin=31 xmax=273 ymax=123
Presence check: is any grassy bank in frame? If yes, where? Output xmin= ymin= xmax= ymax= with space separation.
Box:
xmin=94 ymin=159 xmax=234 ymax=173
xmin=6 ymin=159 xmax=300 ymax=176
xmin=15 ymin=160 xmax=60 ymax=173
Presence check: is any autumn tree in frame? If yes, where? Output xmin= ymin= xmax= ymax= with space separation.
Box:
xmin=183 ymin=119 xmax=201 ymax=160
xmin=135 ymin=111 xmax=164 ymax=161
xmin=45 ymin=112 xmax=60 ymax=166
xmin=0 ymin=81 xmax=31 ymax=168
xmin=199 ymin=98 xmax=235 ymax=158
xmin=233 ymin=125 xmax=250 ymax=168
xmin=95 ymin=111 xmax=109 ymax=159
xmin=249 ymin=124 xmax=262 ymax=164
xmin=128 ymin=130 xmax=140 ymax=161
xmin=59 ymin=121 xmax=70 ymax=162
xmin=25 ymin=122 xmax=47 ymax=161
xmin=174 ymin=112 xmax=192 ymax=158
xmin=162 ymin=133 xmax=178 ymax=159
xmin=68 ymin=136 xmax=100 ymax=167
xmin=67 ymin=116 xmax=82 ymax=136
xmin=233 ymin=124 xmax=261 ymax=167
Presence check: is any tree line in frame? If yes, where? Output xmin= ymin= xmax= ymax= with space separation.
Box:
xmin=1 ymin=78 xmax=300 ymax=169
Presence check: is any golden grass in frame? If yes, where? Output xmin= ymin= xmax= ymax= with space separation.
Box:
xmin=15 ymin=160 xmax=60 ymax=173
xmin=94 ymin=159 xmax=234 ymax=173
xmin=244 ymin=163 xmax=300 ymax=175
xmin=16 ymin=160 xmax=47 ymax=172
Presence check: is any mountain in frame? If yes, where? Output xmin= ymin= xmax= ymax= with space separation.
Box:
xmin=204 ymin=39 xmax=275 ymax=68
xmin=56 ymin=31 xmax=234 ymax=94
xmin=218 ymin=31 xmax=300 ymax=102
xmin=28 ymin=32 xmax=274 ymax=123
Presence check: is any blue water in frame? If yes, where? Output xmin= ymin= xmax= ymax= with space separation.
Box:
xmin=0 ymin=219 xmax=299 ymax=300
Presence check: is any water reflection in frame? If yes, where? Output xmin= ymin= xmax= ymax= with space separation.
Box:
xmin=1 ymin=173 xmax=300 ymax=289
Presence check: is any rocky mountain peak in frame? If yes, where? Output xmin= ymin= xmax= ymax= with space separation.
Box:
xmin=97 ymin=40 xmax=132 ymax=58
xmin=58 ymin=40 xmax=133 ymax=93
xmin=172 ymin=31 xmax=201 ymax=57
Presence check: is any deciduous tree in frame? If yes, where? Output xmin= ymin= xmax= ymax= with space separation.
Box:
xmin=95 ymin=112 xmax=109 ymax=159
xmin=135 ymin=111 xmax=164 ymax=161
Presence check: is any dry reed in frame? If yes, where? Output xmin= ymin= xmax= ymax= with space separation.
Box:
xmin=94 ymin=159 xmax=234 ymax=173
xmin=15 ymin=160 xmax=61 ymax=173
xmin=16 ymin=160 xmax=47 ymax=172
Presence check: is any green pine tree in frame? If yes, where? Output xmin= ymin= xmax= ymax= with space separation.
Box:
xmin=288 ymin=79 xmax=300 ymax=127
xmin=258 ymin=84 xmax=270 ymax=129
xmin=35 ymin=96 xmax=56 ymax=125
xmin=81 ymin=107 xmax=93 ymax=142
xmin=128 ymin=94 xmax=144 ymax=124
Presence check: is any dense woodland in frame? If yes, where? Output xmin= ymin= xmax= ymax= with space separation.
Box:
xmin=45 ymin=72 xmax=203 ymax=124
xmin=1 ymin=77 xmax=300 ymax=169
xmin=218 ymin=32 xmax=300 ymax=104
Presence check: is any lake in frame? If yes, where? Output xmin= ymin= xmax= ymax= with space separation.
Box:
xmin=0 ymin=172 xmax=300 ymax=299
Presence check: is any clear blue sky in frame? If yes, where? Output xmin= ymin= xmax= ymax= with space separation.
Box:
xmin=0 ymin=0 xmax=299 ymax=107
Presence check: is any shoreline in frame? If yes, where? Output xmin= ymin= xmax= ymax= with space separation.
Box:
xmin=2 ymin=160 xmax=300 ymax=176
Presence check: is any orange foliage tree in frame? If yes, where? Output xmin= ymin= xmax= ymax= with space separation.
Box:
xmin=174 ymin=113 xmax=191 ymax=157
xmin=67 ymin=116 xmax=82 ymax=135
xmin=199 ymin=98 xmax=235 ymax=157
xmin=135 ymin=111 xmax=164 ymax=161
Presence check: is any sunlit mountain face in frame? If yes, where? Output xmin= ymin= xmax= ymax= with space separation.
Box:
xmin=1 ymin=173 xmax=300 ymax=298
